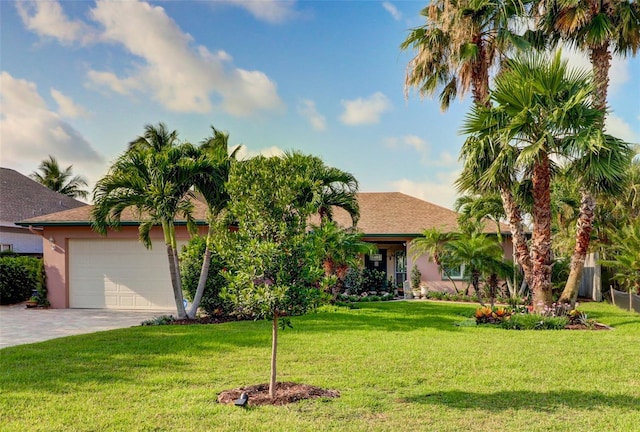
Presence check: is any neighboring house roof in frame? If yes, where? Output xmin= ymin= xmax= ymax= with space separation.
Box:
xmin=18 ymin=191 xmax=509 ymax=236
xmin=328 ymin=192 xmax=510 ymax=237
xmin=0 ymin=167 xmax=86 ymax=228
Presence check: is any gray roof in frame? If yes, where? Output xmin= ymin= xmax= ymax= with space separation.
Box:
xmin=0 ymin=167 xmax=86 ymax=227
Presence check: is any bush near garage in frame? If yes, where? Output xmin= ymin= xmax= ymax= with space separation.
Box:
xmin=0 ymin=256 xmax=46 ymax=305
xmin=179 ymin=236 xmax=233 ymax=317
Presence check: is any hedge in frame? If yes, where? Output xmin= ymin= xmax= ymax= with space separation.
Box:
xmin=0 ymin=256 xmax=46 ymax=305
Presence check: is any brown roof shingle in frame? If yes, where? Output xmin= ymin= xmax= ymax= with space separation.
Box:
xmin=19 ymin=191 xmax=508 ymax=235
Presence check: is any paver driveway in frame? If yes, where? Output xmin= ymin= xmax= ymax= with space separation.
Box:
xmin=0 ymin=304 xmax=167 ymax=349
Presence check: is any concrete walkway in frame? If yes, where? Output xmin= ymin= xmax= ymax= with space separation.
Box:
xmin=0 ymin=304 xmax=169 ymax=349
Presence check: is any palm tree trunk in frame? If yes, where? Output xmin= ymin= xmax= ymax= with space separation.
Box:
xmin=560 ymin=190 xmax=595 ymax=306
xmin=561 ymin=42 xmax=611 ymax=306
xmin=499 ymin=187 xmax=533 ymax=287
xmin=269 ymin=311 xmax=279 ymax=399
xmin=471 ymin=38 xmax=490 ymax=107
xmin=531 ymin=158 xmax=554 ymax=311
xmin=166 ymin=243 xmax=187 ymax=319
xmin=188 ymin=223 xmax=216 ymax=319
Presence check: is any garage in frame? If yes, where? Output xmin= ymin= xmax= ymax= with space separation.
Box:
xmin=68 ymin=239 xmax=175 ymax=310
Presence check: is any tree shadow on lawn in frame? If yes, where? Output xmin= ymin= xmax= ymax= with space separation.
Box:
xmin=300 ymin=301 xmax=477 ymax=333
xmin=401 ymin=390 xmax=640 ymax=413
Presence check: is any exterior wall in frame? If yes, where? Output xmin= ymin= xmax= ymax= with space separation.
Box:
xmin=40 ymin=225 xmax=206 ymax=308
xmin=0 ymin=226 xmax=44 ymax=255
xmin=366 ymin=235 xmax=515 ymax=294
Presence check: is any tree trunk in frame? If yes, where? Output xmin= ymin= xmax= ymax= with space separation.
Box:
xmin=166 ymin=243 xmax=187 ymax=319
xmin=188 ymin=245 xmax=211 ymax=319
xmin=530 ymin=158 xmax=554 ymax=311
xmin=269 ymin=312 xmax=279 ymax=399
xmin=590 ymin=42 xmax=611 ymax=115
xmin=560 ymin=190 xmax=595 ymax=306
xmin=500 ymin=187 xmax=533 ymax=287
xmin=471 ymin=37 xmax=490 ymax=107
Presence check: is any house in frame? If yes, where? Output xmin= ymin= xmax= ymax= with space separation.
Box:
xmin=0 ymin=168 xmax=85 ymax=256
xmin=328 ymin=192 xmax=513 ymax=293
xmin=17 ymin=192 xmax=512 ymax=310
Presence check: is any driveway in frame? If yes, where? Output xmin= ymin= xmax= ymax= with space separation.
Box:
xmin=0 ymin=304 xmax=168 ymax=349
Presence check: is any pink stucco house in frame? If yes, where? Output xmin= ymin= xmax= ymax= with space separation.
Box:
xmin=18 ymin=192 xmax=512 ymax=310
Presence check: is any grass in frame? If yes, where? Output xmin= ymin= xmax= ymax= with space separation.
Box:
xmin=1 ymin=301 xmax=639 ymax=431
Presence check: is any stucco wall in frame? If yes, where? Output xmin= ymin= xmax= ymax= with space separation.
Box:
xmin=40 ymin=225 xmax=205 ymax=308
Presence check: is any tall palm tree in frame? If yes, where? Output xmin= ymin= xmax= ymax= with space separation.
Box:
xmin=460 ymin=50 xmax=631 ymax=310
xmin=186 ymin=127 xmax=240 ymax=319
xmin=403 ymin=0 xmax=535 ymax=290
xmin=532 ymin=0 xmax=640 ymax=303
xmin=92 ymin=124 xmax=208 ymax=319
xmin=31 ymin=155 xmax=89 ymax=200
xmin=401 ymin=0 xmax=529 ymax=109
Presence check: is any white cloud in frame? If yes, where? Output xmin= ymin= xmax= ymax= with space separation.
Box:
xmin=236 ymin=145 xmax=285 ymax=161
xmin=340 ymin=92 xmax=391 ymax=125
xmin=0 ymin=72 xmax=104 ymax=170
xmin=20 ymin=0 xmax=284 ymax=116
xmin=560 ymin=46 xmax=629 ymax=94
xmin=605 ymin=114 xmax=640 ymax=144
xmin=297 ymin=99 xmax=327 ymax=131
xmin=391 ymin=170 xmax=462 ymax=210
xmin=382 ymin=2 xmax=402 ymax=21
xmin=221 ymin=0 xmax=299 ymax=23
xmin=16 ymin=0 xmax=97 ymax=45
xmin=85 ymin=0 xmax=283 ymax=115
xmin=50 ymin=89 xmax=90 ymax=118
xmin=384 ymin=135 xmax=458 ymax=167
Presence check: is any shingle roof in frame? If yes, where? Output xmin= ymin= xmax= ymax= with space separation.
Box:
xmin=0 ymin=167 xmax=86 ymax=227
xmin=17 ymin=198 xmax=209 ymax=226
xmin=18 ymin=191 xmax=508 ymax=235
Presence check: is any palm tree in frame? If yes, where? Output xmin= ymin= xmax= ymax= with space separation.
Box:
xmin=186 ymin=127 xmax=240 ymax=319
xmin=401 ymin=0 xmax=529 ymax=109
xmin=460 ymin=50 xmax=631 ymax=310
xmin=284 ymin=152 xmax=360 ymax=227
xmin=31 ymin=155 xmax=89 ymax=200
xmin=403 ymin=0 xmax=535 ymax=291
xmin=410 ymin=227 xmax=461 ymax=292
xmin=92 ymin=124 xmax=208 ymax=319
xmin=444 ymin=232 xmax=511 ymax=305
xmin=454 ymin=193 xmax=506 ymax=240
xmin=532 ymin=0 xmax=640 ymax=304
xmin=309 ymin=221 xmax=375 ymax=299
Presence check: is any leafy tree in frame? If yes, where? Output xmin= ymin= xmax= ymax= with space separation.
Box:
xmin=600 ymin=219 xmax=640 ymax=295
xmin=31 ymin=155 xmax=89 ymax=200
xmin=92 ymin=123 xmax=207 ymax=319
xmin=459 ymin=51 xmax=631 ymax=310
xmin=221 ymin=154 xmax=339 ymax=398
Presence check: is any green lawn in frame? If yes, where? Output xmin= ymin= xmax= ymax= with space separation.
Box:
xmin=1 ymin=301 xmax=639 ymax=432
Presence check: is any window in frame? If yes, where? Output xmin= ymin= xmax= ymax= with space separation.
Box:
xmin=0 ymin=244 xmax=13 ymax=252
xmin=442 ymin=264 xmax=465 ymax=280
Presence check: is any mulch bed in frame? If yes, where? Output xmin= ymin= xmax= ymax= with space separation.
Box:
xmin=564 ymin=322 xmax=612 ymax=330
xmin=168 ymin=315 xmax=241 ymax=325
xmin=217 ymin=382 xmax=340 ymax=406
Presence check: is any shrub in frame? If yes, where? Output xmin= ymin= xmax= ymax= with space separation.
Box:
xmin=343 ymin=267 xmax=363 ymax=295
xmin=361 ymin=268 xmax=386 ymax=292
xmin=0 ymin=256 xmax=44 ymax=305
xmin=410 ymin=264 xmax=421 ymax=290
xmin=500 ymin=313 xmax=568 ymax=330
xmin=179 ymin=237 xmax=232 ymax=316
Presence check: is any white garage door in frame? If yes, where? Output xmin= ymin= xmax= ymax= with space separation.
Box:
xmin=69 ymin=239 xmax=176 ymax=310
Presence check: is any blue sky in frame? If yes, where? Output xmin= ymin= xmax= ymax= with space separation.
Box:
xmin=1 ymin=1 xmax=639 ymax=209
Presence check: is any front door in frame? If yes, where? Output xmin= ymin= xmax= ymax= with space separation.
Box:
xmin=364 ymin=250 xmax=387 ymax=278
